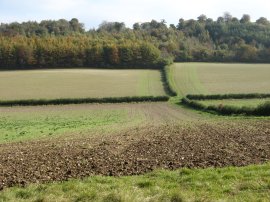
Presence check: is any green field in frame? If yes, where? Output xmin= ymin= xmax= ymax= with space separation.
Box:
xmin=0 ymin=69 xmax=165 ymax=100
xmin=198 ymin=98 xmax=270 ymax=108
xmin=0 ymin=102 xmax=195 ymax=144
xmin=0 ymin=105 xmax=128 ymax=143
xmin=170 ymin=63 xmax=270 ymax=96
xmin=1 ymin=163 xmax=269 ymax=202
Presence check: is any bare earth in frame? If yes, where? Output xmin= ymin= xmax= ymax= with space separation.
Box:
xmin=0 ymin=102 xmax=269 ymax=190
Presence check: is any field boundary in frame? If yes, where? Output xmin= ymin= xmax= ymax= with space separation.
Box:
xmin=186 ymin=93 xmax=270 ymax=100
xmin=0 ymin=96 xmax=169 ymax=106
xmin=0 ymin=66 xmax=175 ymax=106
xmin=160 ymin=66 xmax=177 ymax=97
xmin=181 ymin=95 xmax=270 ymax=116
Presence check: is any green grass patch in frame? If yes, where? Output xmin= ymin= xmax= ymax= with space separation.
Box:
xmin=198 ymin=98 xmax=270 ymax=108
xmin=0 ymin=108 xmax=129 ymax=143
xmin=1 ymin=163 xmax=269 ymax=201
xmin=0 ymin=105 xmax=150 ymax=143
xmin=170 ymin=63 xmax=208 ymax=96
xmin=137 ymin=70 xmax=166 ymax=96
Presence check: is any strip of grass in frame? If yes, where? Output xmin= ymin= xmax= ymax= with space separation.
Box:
xmin=170 ymin=63 xmax=209 ymax=96
xmin=1 ymin=163 xmax=269 ymax=201
xmin=198 ymin=98 xmax=270 ymax=108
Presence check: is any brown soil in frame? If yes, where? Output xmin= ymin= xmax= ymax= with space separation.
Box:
xmin=0 ymin=121 xmax=270 ymax=190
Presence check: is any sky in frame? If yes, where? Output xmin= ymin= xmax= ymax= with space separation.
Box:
xmin=0 ymin=0 xmax=269 ymax=29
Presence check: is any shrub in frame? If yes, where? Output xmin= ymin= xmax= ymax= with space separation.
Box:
xmin=182 ymin=97 xmax=270 ymax=116
xmin=255 ymin=101 xmax=270 ymax=116
xmin=0 ymin=96 xmax=170 ymax=106
xmin=181 ymin=98 xmax=206 ymax=110
xmin=160 ymin=67 xmax=177 ymax=96
xmin=186 ymin=93 xmax=270 ymax=100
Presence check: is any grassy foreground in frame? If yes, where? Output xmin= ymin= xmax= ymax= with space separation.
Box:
xmin=0 ymin=163 xmax=269 ymax=202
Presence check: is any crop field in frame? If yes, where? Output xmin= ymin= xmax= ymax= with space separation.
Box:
xmin=0 ymin=69 xmax=165 ymax=100
xmin=0 ymin=113 xmax=270 ymax=200
xmin=197 ymin=98 xmax=270 ymax=108
xmin=0 ymin=64 xmax=270 ymax=201
xmin=0 ymin=102 xmax=197 ymax=144
xmin=170 ymin=63 xmax=270 ymax=96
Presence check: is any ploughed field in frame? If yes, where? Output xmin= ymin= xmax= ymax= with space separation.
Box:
xmin=0 ymin=69 xmax=165 ymax=100
xmin=0 ymin=103 xmax=270 ymax=193
xmin=170 ymin=63 xmax=270 ymax=96
xmin=1 ymin=63 xmax=270 ymax=201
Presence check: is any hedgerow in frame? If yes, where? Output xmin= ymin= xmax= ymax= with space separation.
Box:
xmin=160 ymin=66 xmax=177 ymax=97
xmin=0 ymin=96 xmax=169 ymax=106
xmin=186 ymin=93 xmax=270 ymax=100
xmin=181 ymin=97 xmax=270 ymax=116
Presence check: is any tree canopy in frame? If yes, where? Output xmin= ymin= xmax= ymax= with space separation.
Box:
xmin=1 ymin=14 xmax=270 ymax=69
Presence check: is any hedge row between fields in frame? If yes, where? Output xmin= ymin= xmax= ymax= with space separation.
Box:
xmin=160 ymin=66 xmax=177 ymax=97
xmin=0 ymin=96 xmax=169 ymax=106
xmin=182 ymin=97 xmax=270 ymax=116
xmin=0 ymin=65 xmax=176 ymax=106
xmin=186 ymin=93 xmax=270 ymax=100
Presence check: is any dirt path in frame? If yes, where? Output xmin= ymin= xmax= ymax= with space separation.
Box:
xmin=1 ymin=120 xmax=269 ymax=190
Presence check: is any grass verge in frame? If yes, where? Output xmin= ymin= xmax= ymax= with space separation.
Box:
xmin=1 ymin=163 xmax=269 ymax=202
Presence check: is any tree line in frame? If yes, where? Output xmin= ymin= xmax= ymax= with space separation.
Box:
xmin=0 ymin=36 xmax=166 ymax=69
xmin=1 ymin=13 xmax=270 ymax=69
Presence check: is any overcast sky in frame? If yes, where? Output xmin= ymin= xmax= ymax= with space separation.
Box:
xmin=0 ymin=0 xmax=269 ymax=29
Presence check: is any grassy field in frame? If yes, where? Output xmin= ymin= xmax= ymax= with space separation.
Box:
xmin=0 ymin=105 xmax=128 ymax=143
xmin=1 ymin=163 xmax=269 ymax=202
xmin=0 ymin=102 xmax=196 ymax=144
xmin=0 ymin=69 xmax=165 ymax=100
xmin=170 ymin=63 xmax=270 ymax=96
xmin=198 ymin=98 xmax=270 ymax=108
